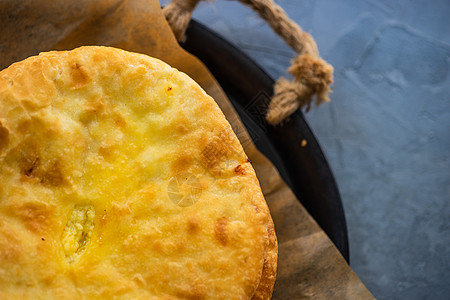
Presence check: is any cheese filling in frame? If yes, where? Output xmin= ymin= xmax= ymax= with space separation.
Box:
xmin=62 ymin=205 xmax=95 ymax=263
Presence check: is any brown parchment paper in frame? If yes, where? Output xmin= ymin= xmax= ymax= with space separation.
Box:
xmin=0 ymin=0 xmax=374 ymax=298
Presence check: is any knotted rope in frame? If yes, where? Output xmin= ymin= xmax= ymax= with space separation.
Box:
xmin=163 ymin=0 xmax=333 ymax=125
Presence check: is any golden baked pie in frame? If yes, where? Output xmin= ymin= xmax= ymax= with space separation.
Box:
xmin=0 ymin=46 xmax=277 ymax=299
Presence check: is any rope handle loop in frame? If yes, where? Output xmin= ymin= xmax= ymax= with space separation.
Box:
xmin=163 ymin=0 xmax=333 ymax=125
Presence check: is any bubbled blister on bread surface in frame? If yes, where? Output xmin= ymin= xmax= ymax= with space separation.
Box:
xmin=0 ymin=46 xmax=277 ymax=299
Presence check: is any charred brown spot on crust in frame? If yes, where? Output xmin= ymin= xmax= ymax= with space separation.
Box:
xmin=175 ymin=123 xmax=189 ymax=134
xmin=187 ymin=218 xmax=200 ymax=235
xmin=20 ymin=151 xmax=65 ymax=186
xmin=234 ymin=164 xmax=246 ymax=175
xmin=98 ymin=145 xmax=113 ymax=159
xmin=214 ymin=217 xmax=228 ymax=246
xmin=13 ymin=202 xmax=53 ymax=234
xmin=38 ymin=159 xmax=65 ymax=186
xmin=175 ymin=284 xmax=207 ymax=300
xmin=70 ymin=63 xmax=90 ymax=88
xmin=167 ymin=86 xmax=172 ymax=91
xmin=200 ymin=136 xmax=232 ymax=169
xmin=171 ymin=152 xmax=194 ymax=174
xmin=24 ymin=157 xmax=39 ymax=177
xmin=22 ymin=154 xmax=40 ymax=177
xmin=113 ymin=113 xmax=127 ymax=128
xmin=79 ymin=97 xmax=105 ymax=124
xmin=198 ymin=127 xmax=243 ymax=175
xmin=0 ymin=122 xmax=9 ymax=154
xmin=16 ymin=118 xmax=32 ymax=134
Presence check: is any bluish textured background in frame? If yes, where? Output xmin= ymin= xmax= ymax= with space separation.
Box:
xmin=163 ymin=0 xmax=450 ymax=299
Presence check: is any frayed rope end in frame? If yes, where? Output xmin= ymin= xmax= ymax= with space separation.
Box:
xmin=266 ymin=54 xmax=333 ymax=125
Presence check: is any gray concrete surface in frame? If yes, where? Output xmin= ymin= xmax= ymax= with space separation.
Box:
xmin=162 ymin=0 xmax=450 ymax=299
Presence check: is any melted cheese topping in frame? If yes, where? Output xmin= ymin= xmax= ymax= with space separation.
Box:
xmin=0 ymin=47 xmax=276 ymax=299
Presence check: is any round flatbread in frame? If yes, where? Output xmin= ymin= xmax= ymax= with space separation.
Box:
xmin=0 ymin=46 xmax=277 ymax=299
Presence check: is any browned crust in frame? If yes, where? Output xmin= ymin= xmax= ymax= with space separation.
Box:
xmin=0 ymin=46 xmax=278 ymax=299
xmin=252 ymin=217 xmax=278 ymax=300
